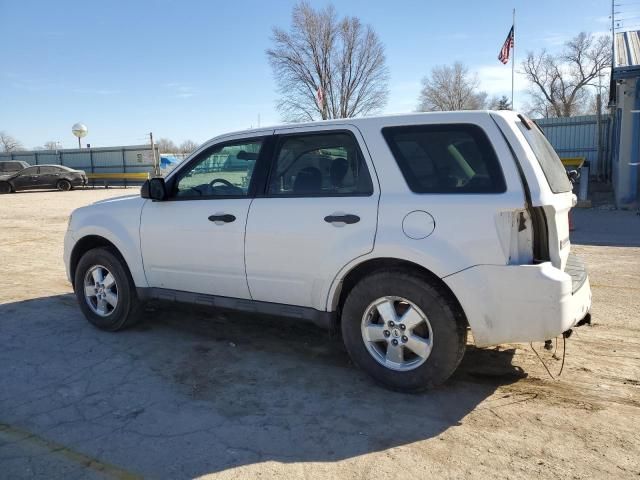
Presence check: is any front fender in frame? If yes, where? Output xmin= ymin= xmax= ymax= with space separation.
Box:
xmin=68 ymin=197 xmax=147 ymax=287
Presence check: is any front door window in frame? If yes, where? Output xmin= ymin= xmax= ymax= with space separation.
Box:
xmin=174 ymin=140 xmax=262 ymax=199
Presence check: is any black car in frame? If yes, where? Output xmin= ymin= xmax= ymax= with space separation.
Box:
xmin=0 ymin=165 xmax=87 ymax=194
xmin=0 ymin=160 xmax=30 ymax=173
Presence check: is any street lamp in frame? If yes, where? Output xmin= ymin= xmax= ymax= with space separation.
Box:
xmin=72 ymin=123 xmax=88 ymax=149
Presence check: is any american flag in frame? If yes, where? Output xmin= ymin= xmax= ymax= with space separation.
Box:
xmin=498 ymin=26 xmax=514 ymax=64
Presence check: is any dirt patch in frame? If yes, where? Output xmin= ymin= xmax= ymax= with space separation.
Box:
xmin=0 ymin=188 xmax=639 ymax=479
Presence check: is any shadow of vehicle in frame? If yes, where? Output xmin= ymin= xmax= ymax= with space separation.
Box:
xmin=0 ymin=294 xmax=525 ymax=478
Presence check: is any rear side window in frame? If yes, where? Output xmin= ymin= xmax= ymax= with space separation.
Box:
xmin=382 ymin=124 xmax=506 ymax=193
xmin=268 ymin=132 xmax=373 ymax=197
xmin=517 ymin=121 xmax=572 ymax=193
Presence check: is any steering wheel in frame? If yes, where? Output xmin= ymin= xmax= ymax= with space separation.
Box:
xmin=208 ymin=177 xmax=244 ymax=194
xmin=209 ymin=178 xmax=236 ymax=188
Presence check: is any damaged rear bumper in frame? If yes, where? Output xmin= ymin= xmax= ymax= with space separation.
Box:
xmin=443 ymin=256 xmax=592 ymax=347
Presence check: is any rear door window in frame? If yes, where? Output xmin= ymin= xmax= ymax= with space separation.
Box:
xmin=516 ymin=120 xmax=572 ymax=193
xmin=268 ymin=132 xmax=373 ymax=197
xmin=382 ymin=124 xmax=506 ymax=193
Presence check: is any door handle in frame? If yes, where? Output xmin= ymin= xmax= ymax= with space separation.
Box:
xmin=208 ymin=213 xmax=236 ymax=223
xmin=324 ymin=214 xmax=360 ymax=224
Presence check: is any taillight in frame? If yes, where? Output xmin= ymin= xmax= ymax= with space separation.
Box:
xmin=530 ymin=206 xmax=550 ymax=263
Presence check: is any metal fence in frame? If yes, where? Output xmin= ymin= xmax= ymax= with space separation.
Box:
xmin=0 ymin=145 xmax=158 ymax=185
xmin=535 ymin=114 xmax=612 ymax=178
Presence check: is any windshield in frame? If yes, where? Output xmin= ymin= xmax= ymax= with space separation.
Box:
xmin=517 ymin=121 xmax=572 ymax=194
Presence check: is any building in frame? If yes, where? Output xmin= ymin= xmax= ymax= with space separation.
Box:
xmin=609 ymin=30 xmax=640 ymax=208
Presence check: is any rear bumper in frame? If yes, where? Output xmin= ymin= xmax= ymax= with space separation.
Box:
xmin=444 ymin=257 xmax=592 ymax=347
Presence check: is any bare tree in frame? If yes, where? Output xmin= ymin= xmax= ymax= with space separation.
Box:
xmin=417 ymin=62 xmax=488 ymax=111
xmin=0 ymin=131 xmax=24 ymax=152
xmin=522 ymin=32 xmax=610 ymax=118
xmin=267 ymin=1 xmax=389 ymax=121
xmin=43 ymin=141 xmax=61 ymax=150
xmin=487 ymin=95 xmax=512 ymax=110
xmin=155 ymin=138 xmax=178 ymax=153
xmin=179 ymin=140 xmax=199 ymax=155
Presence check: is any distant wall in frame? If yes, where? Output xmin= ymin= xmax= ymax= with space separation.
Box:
xmin=0 ymin=145 xmax=158 ymax=183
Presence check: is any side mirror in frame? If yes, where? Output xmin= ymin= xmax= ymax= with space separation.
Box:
xmin=141 ymin=178 xmax=167 ymax=200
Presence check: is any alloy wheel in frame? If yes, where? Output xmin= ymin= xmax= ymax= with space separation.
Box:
xmin=83 ymin=265 xmax=118 ymax=317
xmin=360 ymin=296 xmax=433 ymax=371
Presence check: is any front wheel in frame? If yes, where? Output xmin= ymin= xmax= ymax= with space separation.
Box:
xmin=0 ymin=181 xmax=13 ymax=194
xmin=74 ymin=247 xmax=141 ymax=331
xmin=341 ymin=271 xmax=467 ymax=392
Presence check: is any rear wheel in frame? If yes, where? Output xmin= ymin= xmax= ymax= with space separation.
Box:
xmin=74 ymin=247 xmax=141 ymax=331
xmin=341 ymin=271 xmax=467 ymax=392
xmin=0 ymin=181 xmax=12 ymax=194
xmin=57 ymin=179 xmax=72 ymax=191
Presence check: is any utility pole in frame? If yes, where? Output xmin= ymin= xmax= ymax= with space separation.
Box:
xmin=611 ymin=0 xmax=616 ymax=70
xmin=149 ymin=132 xmax=159 ymax=176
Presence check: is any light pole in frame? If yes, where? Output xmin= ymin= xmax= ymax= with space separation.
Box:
xmin=72 ymin=123 xmax=88 ymax=149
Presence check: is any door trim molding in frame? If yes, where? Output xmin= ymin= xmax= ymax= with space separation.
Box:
xmin=137 ymin=287 xmax=336 ymax=330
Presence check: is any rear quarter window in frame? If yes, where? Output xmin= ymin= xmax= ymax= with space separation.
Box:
xmin=517 ymin=121 xmax=572 ymax=194
xmin=382 ymin=124 xmax=506 ymax=194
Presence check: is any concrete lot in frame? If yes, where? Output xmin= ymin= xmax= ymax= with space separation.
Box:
xmin=1 ymin=188 xmax=639 ymax=479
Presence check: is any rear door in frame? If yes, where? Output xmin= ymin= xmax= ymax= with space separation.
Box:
xmin=38 ymin=166 xmax=60 ymax=187
xmin=518 ymin=120 xmax=573 ymax=270
xmin=245 ymin=125 xmax=379 ymax=310
xmin=492 ymin=113 xmax=573 ymax=270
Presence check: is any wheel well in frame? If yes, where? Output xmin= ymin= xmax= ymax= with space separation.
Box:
xmin=70 ymin=235 xmax=125 ymax=288
xmin=334 ymin=258 xmax=468 ymax=326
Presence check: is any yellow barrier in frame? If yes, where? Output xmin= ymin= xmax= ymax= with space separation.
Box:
xmin=560 ymin=157 xmax=586 ymax=168
xmin=86 ymin=172 xmax=150 ymax=180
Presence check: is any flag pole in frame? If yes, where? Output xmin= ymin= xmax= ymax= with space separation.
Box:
xmin=512 ymin=8 xmax=516 ymax=110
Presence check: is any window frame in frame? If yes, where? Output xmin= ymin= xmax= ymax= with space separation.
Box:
xmin=165 ymin=135 xmax=272 ymax=201
xmin=381 ymin=123 xmax=508 ymax=195
xmin=261 ymin=129 xmax=374 ymax=198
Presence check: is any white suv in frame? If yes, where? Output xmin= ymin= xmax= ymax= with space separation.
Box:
xmin=64 ymin=111 xmax=591 ymax=391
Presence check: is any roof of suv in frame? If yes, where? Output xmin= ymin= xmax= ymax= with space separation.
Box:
xmin=202 ymin=110 xmax=519 ymax=147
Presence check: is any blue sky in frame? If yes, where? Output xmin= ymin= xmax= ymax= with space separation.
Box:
xmin=0 ymin=0 xmax=612 ymax=148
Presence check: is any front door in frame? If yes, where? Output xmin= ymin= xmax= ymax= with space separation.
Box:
xmin=140 ymin=135 xmax=269 ymax=299
xmin=12 ymin=166 xmax=39 ymax=189
xmin=245 ymin=126 xmax=380 ymax=311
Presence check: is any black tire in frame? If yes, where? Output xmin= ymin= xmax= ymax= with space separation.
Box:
xmin=57 ymin=179 xmax=72 ymax=191
xmin=0 ymin=181 xmax=12 ymax=194
xmin=74 ymin=247 xmax=141 ymax=331
xmin=341 ymin=270 xmax=467 ymax=392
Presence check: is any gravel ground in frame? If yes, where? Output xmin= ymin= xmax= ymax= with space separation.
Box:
xmin=0 ymin=188 xmax=639 ymax=479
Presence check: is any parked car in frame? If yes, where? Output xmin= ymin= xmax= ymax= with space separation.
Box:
xmin=64 ymin=111 xmax=591 ymax=392
xmin=0 ymin=160 xmax=30 ymax=174
xmin=0 ymin=165 xmax=87 ymax=194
